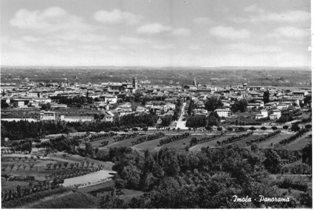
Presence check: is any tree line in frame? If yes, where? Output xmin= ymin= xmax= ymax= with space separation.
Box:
xmin=1 ymin=113 xmax=159 ymax=141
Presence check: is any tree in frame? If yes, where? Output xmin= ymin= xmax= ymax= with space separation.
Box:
xmin=305 ymin=124 xmax=311 ymax=129
xmin=263 ymin=90 xmax=270 ymax=104
xmin=231 ymin=99 xmax=248 ymax=113
xmin=186 ymin=115 xmax=206 ymax=128
xmin=41 ymin=103 xmax=51 ymax=111
xmin=283 ymin=125 xmax=289 ymax=130
xmin=190 ymin=137 xmax=198 ymax=146
xmin=263 ymin=149 xmax=281 ymax=173
xmin=277 ymin=113 xmax=293 ymax=123
xmin=85 ymin=143 xmax=94 ymax=156
xmin=302 ymin=144 xmax=311 ymax=166
xmin=1 ymin=101 xmax=9 ymax=109
xmin=161 ymin=115 xmax=173 ymax=127
xmin=205 ymin=97 xmax=223 ymax=112
xmin=206 ymin=112 xmax=220 ymax=127
xmin=291 ymin=123 xmax=300 ymax=132
xmin=187 ymin=100 xmax=195 ymax=116
xmin=115 ymin=178 xmax=126 ymax=189
xmin=120 ymin=165 xmax=141 ymax=189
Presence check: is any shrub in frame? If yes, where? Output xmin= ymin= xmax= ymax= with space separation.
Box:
xmin=283 ymin=125 xmax=289 ymax=130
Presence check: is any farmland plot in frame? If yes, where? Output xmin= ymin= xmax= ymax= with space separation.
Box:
xmin=280 ymin=133 xmax=312 ymax=151
xmin=131 ymin=137 xmax=166 ymax=151
xmin=258 ymin=134 xmax=294 ymax=148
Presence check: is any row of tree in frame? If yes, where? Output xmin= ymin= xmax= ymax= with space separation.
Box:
xmin=277 ymin=129 xmax=309 ymax=146
xmin=158 ymin=133 xmax=190 ymax=146
xmin=131 ymin=133 xmax=165 ymax=146
xmin=217 ymin=131 xmax=253 ymax=146
xmin=245 ymin=130 xmax=281 ymax=145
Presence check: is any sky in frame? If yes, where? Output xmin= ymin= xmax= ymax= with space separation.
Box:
xmin=0 ymin=0 xmax=311 ymax=67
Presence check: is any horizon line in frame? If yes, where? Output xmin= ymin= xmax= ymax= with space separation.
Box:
xmin=1 ymin=65 xmax=312 ymax=69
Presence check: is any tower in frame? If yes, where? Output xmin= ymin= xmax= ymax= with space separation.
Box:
xmin=193 ymin=78 xmax=197 ymax=87
xmin=132 ymin=76 xmax=138 ymax=90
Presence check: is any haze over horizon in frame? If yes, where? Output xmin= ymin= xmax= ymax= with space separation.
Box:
xmin=1 ymin=0 xmax=311 ymax=67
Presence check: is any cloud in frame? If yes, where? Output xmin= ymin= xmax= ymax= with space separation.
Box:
xmin=189 ymin=44 xmax=201 ymax=50
xmin=93 ymin=9 xmax=142 ymax=25
xmin=54 ymin=32 xmax=107 ymax=42
xmin=172 ymin=28 xmax=191 ymax=36
xmin=244 ymin=4 xmax=264 ymax=13
xmin=9 ymin=7 xmax=108 ymax=44
xmin=137 ymin=23 xmax=190 ymax=36
xmin=109 ymin=45 xmax=125 ymax=51
xmin=22 ymin=36 xmax=41 ymax=42
xmin=193 ymin=17 xmax=214 ymax=25
xmin=224 ymin=43 xmax=282 ymax=54
xmin=10 ymin=7 xmax=90 ymax=32
xmin=251 ymin=10 xmax=310 ymax=23
xmin=209 ymin=26 xmax=250 ymax=39
xmin=119 ymin=36 xmax=150 ymax=45
xmin=268 ymin=26 xmax=309 ymax=39
xmin=235 ymin=6 xmax=310 ymax=24
xmin=137 ymin=23 xmax=171 ymax=35
xmin=152 ymin=43 xmax=175 ymax=50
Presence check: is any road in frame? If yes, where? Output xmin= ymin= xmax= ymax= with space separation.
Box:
xmin=175 ymin=102 xmax=188 ymax=130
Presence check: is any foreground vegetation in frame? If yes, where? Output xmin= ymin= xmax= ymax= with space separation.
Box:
xmin=97 ymin=142 xmax=312 ymax=208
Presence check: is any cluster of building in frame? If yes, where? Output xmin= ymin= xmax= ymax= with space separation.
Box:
xmin=186 ymin=79 xmax=310 ymax=121
xmin=1 ymin=76 xmax=311 ymax=126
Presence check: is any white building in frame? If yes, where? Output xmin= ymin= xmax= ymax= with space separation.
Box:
xmin=255 ymin=109 xmax=268 ymax=119
xmin=269 ymin=110 xmax=282 ymax=120
xmin=40 ymin=111 xmax=57 ymax=121
xmin=215 ymin=108 xmax=231 ymax=118
xmin=60 ymin=115 xmax=94 ymax=122
xmin=12 ymin=99 xmax=28 ymax=108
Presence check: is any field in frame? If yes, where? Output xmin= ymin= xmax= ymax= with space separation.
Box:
xmin=281 ymin=133 xmax=312 ymax=151
xmin=2 ymin=128 xmax=311 ymax=208
xmin=257 ymin=133 xmax=294 ymax=148
xmin=26 ymin=191 xmax=98 ymax=208
xmin=1 ymin=180 xmax=29 ymax=189
xmin=105 ymin=135 xmax=144 ymax=149
xmin=132 ymin=137 xmax=166 ymax=152
xmin=79 ymin=180 xmax=115 ymax=194
xmin=159 ymin=136 xmax=194 ymax=151
xmin=1 ymin=152 xmax=114 ymax=194
xmin=119 ymin=189 xmax=144 ymax=201
xmin=63 ymin=170 xmax=115 ymax=187
xmin=189 ymin=135 xmax=230 ymax=152
xmin=222 ymin=134 xmax=262 ymax=148
xmin=90 ymin=137 xmax=116 ymax=148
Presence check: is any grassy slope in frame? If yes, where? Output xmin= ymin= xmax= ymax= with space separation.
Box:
xmin=27 ymin=191 xmax=98 ymax=208
xmin=257 ymin=134 xmax=293 ymax=148
xmin=131 ymin=137 xmax=166 ymax=151
xmin=105 ymin=135 xmax=144 ymax=148
xmin=280 ymin=134 xmax=312 ymax=151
